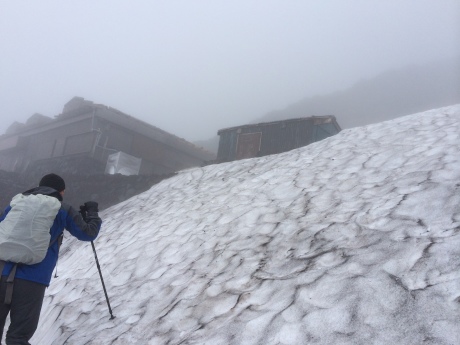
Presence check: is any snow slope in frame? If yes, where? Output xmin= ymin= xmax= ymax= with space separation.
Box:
xmin=25 ymin=105 xmax=460 ymax=344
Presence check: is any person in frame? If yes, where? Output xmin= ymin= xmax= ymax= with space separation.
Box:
xmin=0 ymin=173 xmax=102 ymax=345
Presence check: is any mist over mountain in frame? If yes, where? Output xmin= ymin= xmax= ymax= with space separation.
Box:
xmin=258 ymin=57 xmax=460 ymax=128
xmin=195 ymin=57 xmax=460 ymax=153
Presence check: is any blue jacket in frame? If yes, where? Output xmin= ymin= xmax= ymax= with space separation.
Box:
xmin=0 ymin=187 xmax=102 ymax=286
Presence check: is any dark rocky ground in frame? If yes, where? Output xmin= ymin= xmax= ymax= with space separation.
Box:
xmin=0 ymin=170 xmax=175 ymax=212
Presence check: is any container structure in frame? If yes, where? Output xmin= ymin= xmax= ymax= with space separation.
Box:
xmin=217 ymin=116 xmax=341 ymax=162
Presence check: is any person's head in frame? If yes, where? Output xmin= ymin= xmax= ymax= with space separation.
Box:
xmin=39 ymin=173 xmax=66 ymax=196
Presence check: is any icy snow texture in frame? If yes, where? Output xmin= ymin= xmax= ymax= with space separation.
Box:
xmin=21 ymin=105 xmax=460 ymax=344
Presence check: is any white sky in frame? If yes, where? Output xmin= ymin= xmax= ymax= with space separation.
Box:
xmin=0 ymin=1 xmax=459 ymax=141
xmin=12 ymin=104 xmax=459 ymax=344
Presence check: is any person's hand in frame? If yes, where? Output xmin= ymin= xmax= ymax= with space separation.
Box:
xmin=84 ymin=201 xmax=99 ymax=213
xmin=79 ymin=205 xmax=87 ymax=218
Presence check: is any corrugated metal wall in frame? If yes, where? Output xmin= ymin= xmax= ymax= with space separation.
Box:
xmin=217 ymin=118 xmax=340 ymax=162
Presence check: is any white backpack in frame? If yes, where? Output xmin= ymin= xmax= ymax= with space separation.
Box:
xmin=0 ymin=193 xmax=61 ymax=265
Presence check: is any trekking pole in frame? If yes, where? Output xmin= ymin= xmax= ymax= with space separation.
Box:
xmin=91 ymin=241 xmax=115 ymax=320
xmin=54 ymin=260 xmax=59 ymax=278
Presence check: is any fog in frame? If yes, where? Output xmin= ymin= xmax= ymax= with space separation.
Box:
xmin=0 ymin=1 xmax=459 ymax=141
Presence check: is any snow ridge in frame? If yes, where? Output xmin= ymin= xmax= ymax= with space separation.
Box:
xmin=28 ymin=105 xmax=460 ymax=345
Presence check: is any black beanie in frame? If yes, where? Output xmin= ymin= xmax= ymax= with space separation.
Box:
xmin=39 ymin=173 xmax=66 ymax=192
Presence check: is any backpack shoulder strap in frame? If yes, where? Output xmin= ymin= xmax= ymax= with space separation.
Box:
xmin=4 ymin=263 xmax=17 ymax=305
xmin=49 ymin=232 xmax=64 ymax=248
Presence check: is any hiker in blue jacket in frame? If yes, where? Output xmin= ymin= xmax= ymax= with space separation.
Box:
xmin=0 ymin=173 xmax=102 ymax=345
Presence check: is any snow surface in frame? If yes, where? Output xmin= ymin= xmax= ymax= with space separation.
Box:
xmin=10 ymin=105 xmax=460 ymax=344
